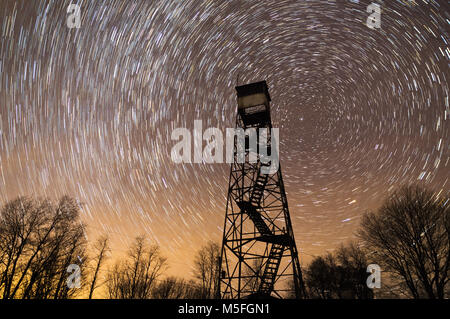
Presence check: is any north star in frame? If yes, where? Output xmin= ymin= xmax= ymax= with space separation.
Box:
xmin=178 ymin=303 xmax=213 ymax=317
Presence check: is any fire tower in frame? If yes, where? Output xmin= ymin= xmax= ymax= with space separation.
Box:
xmin=218 ymin=81 xmax=306 ymax=299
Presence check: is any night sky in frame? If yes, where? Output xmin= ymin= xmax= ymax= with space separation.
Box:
xmin=0 ymin=0 xmax=448 ymax=277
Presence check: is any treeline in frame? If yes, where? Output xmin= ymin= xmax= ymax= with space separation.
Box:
xmin=0 ymin=185 xmax=448 ymax=299
xmin=104 ymin=237 xmax=220 ymax=299
xmin=0 ymin=195 xmax=220 ymax=299
xmin=304 ymin=185 xmax=449 ymax=299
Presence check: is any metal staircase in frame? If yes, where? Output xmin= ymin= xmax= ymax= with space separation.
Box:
xmin=246 ymin=161 xmax=286 ymax=295
xmin=237 ymin=201 xmax=272 ymax=236
xmin=259 ymin=244 xmax=285 ymax=294
xmin=250 ymin=164 xmax=269 ymax=207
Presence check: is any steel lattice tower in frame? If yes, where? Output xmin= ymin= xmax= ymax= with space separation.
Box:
xmin=218 ymin=81 xmax=306 ymax=299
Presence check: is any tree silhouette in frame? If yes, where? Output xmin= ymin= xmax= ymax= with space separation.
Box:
xmin=359 ymin=185 xmax=449 ymax=299
xmin=192 ymin=241 xmax=221 ymax=299
xmin=0 ymin=196 xmax=87 ymax=299
xmin=335 ymin=243 xmax=374 ymax=299
xmin=305 ymin=254 xmax=336 ymax=299
xmin=88 ymin=235 xmax=110 ymax=299
xmin=106 ymin=236 xmax=167 ymax=299
xmin=152 ymin=277 xmax=202 ymax=299
xmin=305 ymin=243 xmax=373 ymax=299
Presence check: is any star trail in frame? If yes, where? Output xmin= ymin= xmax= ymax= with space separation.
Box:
xmin=0 ymin=0 xmax=448 ymax=276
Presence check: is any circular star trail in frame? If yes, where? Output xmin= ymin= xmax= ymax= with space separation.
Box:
xmin=0 ymin=0 xmax=448 ymax=273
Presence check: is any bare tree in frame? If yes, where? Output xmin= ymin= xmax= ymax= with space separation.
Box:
xmin=304 ymin=243 xmax=373 ymax=299
xmin=106 ymin=236 xmax=167 ymax=299
xmin=152 ymin=277 xmax=202 ymax=299
xmin=152 ymin=277 xmax=187 ymax=299
xmin=88 ymin=235 xmax=110 ymax=299
xmin=305 ymin=253 xmax=338 ymax=299
xmin=335 ymin=242 xmax=373 ymax=299
xmin=192 ymin=241 xmax=221 ymax=299
xmin=359 ymin=185 xmax=449 ymax=299
xmin=0 ymin=196 xmax=87 ymax=299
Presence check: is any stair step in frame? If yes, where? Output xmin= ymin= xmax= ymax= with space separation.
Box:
xmin=258 ymin=244 xmax=286 ymax=294
xmin=250 ymin=165 xmax=269 ymax=207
